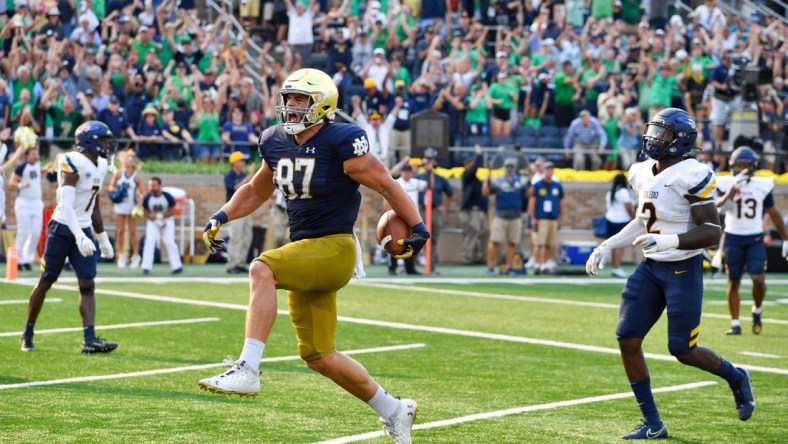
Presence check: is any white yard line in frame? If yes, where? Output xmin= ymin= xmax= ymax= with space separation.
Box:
xmin=740 ymin=351 xmax=782 ymax=359
xmin=356 ymin=282 xmax=788 ymax=326
xmin=0 ymin=298 xmax=62 ymax=305
xmin=0 ymin=343 xmax=425 ymax=391
xmin=315 ymin=381 xmax=719 ymax=444
xmin=5 ymin=281 xmax=787 ymax=376
xmin=0 ymin=317 xmax=221 ymax=337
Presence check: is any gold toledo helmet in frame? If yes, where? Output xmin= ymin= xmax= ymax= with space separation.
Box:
xmin=276 ymin=68 xmax=338 ymax=135
xmin=13 ymin=126 xmax=38 ymax=150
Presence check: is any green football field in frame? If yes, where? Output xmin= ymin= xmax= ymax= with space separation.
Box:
xmin=1 ymin=264 xmax=787 ymax=443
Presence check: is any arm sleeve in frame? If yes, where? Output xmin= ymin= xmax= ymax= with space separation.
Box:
xmin=603 ymin=218 xmax=646 ymax=250
xmin=142 ymin=194 xmax=150 ymax=210
xmin=13 ymin=163 xmax=25 ymax=176
xmin=57 ymin=186 xmax=87 ymax=238
xmin=686 ymin=168 xmax=716 ymax=199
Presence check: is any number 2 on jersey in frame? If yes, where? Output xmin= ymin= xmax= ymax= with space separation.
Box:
xmin=641 ymin=201 xmax=660 ymax=233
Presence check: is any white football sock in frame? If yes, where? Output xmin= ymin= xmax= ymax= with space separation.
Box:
xmin=367 ymin=386 xmax=400 ymax=419
xmin=752 ymin=306 xmax=762 ymax=315
xmin=239 ymin=337 xmax=265 ymax=371
xmin=731 ymin=319 xmax=741 ymax=327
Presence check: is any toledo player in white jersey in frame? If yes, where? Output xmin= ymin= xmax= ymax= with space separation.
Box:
xmin=715 ymin=147 xmax=788 ymax=335
xmin=586 ymin=108 xmax=755 ymax=439
xmin=21 ymin=121 xmax=118 ymax=354
xmin=8 ymin=131 xmax=44 ymax=271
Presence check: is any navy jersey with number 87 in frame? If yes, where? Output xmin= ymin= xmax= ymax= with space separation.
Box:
xmin=258 ymin=123 xmax=370 ymax=241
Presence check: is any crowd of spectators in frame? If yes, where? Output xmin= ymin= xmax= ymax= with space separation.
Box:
xmin=0 ymin=0 xmax=786 ymax=173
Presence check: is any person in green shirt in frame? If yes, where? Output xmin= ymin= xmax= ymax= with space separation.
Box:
xmin=599 ymin=101 xmax=620 ymax=170
xmin=554 ymin=61 xmax=580 ymax=128
xmin=192 ymin=87 xmax=221 ymax=163
xmin=649 ymin=63 xmax=677 ymax=112
xmin=9 ymin=89 xmax=35 ymax=130
xmin=466 ymin=83 xmax=489 ymax=136
xmin=488 ymin=72 xmax=518 ymax=137
xmin=132 ymin=25 xmax=161 ymax=59
xmin=581 ymin=58 xmax=606 ymax=116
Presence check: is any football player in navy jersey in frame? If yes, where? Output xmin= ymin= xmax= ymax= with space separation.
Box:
xmin=586 ymin=108 xmax=755 ymax=439
xmin=198 ymin=68 xmax=429 ymax=443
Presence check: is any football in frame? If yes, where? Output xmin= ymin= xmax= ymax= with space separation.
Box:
xmin=376 ymin=210 xmax=411 ymax=256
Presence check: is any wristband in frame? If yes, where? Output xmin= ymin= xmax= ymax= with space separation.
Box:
xmin=211 ymin=210 xmax=229 ymax=224
xmin=411 ymin=222 xmax=428 ymax=234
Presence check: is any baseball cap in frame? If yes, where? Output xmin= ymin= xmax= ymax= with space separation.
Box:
xmin=544 ymin=161 xmax=555 ymax=169
xmin=85 ymin=88 xmax=94 ymax=96
xmin=579 ymin=110 xmax=591 ymax=117
xmin=542 ymin=38 xmax=555 ymax=46
xmin=118 ymin=14 xmax=130 ymax=23
xmin=47 ymin=6 xmax=60 ymax=15
xmin=503 ymin=158 xmax=518 ymax=167
xmin=373 ymin=48 xmax=385 ymax=56
xmin=139 ymin=25 xmax=150 ymax=33
xmin=676 ymin=49 xmax=689 ymax=60
xmin=363 ymin=78 xmax=376 ymax=89
xmin=497 ymin=71 xmax=508 ymax=79
xmin=369 ymin=112 xmax=382 ymax=121
xmin=495 ymin=50 xmax=507 ymax=58
xmin=228 ymin=151 xmax=247 ymax=164
xmin=109 ymin=95 xmax=120 ymax=103
xmin=423 ymin=147 xmax=438 ymax=159
xmin=655 ymin=29 xmax=665 ymax=36
xmin=394 ymin=79 xmax=406 ymax=89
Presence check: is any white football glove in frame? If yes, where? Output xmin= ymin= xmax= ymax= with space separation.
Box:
xmin=96 ymin=231 xmax=114 ymax=260
xmin=633 ymin=234 xmax=680 ymax=254
xmin=732 ymin=170 xmax=750 ymax=189
xmin=76 ymin=235 xmax=97 ymax=257
xmin=586 ymin=243 xmax=612 ymax=276
xmin=782 ymin=240 xmax=788 ymax=259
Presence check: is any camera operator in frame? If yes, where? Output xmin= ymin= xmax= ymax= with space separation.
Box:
xmin=708 ymin=50 xmax=741 ymax=159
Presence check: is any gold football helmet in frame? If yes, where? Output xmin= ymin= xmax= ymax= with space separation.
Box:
xmin=276 ymin=68 xmax=338 ymax=135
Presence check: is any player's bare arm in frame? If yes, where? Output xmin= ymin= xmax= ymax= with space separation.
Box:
xmin=344 ymin=153 xmax=422 ymax=227
xmin=91 ymin=194 xmax=105 ymax=233
xmin=220 ymin=160 xmax=276 ymax=221
xmin=678 ymin=196 xmax=722 ymax=250
xmin=765 ymin=206 xmax=788 ymax=241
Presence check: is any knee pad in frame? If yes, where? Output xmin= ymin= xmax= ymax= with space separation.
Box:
xmin=78 ymin=281 xmax=95 ymax=296
xmin=668 ymin=335 xmax=693 ymax=356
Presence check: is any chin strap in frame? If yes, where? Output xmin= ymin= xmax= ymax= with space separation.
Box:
xmin=108 ymin=153 xmax=116 ymax=172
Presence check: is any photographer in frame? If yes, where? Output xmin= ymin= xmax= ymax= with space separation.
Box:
xmin=708 ymin=50 xmax=739 ymax=155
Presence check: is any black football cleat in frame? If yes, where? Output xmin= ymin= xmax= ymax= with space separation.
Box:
xmin=731 ymin=367 xmax=755 ymax=421
xmin=621 ymin=420 xmax=668 ymax=440
xmin=21 ymin=335 xmax=35 ymax=352
xmin=725 ymin=325 xmax=741 ymax=335
xmin=752 ymin=312 xmax=762 ymax=335
xmin=82 ymin=337 xmax=118 ymax=354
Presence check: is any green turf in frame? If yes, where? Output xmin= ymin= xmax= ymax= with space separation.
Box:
xmin=1 ymin=265 xmax=786 ymax=443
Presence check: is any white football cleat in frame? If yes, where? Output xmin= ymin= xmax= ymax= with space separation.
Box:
xmin=117 ymin=254 xmax=127 ymax=268
xmin=198 ymin=355 xmax=260 ymax=398
xmin=129 ymin=255 xmax=141 ymax=269
xmin=380 ymin=398 xmax=418 ymax=444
